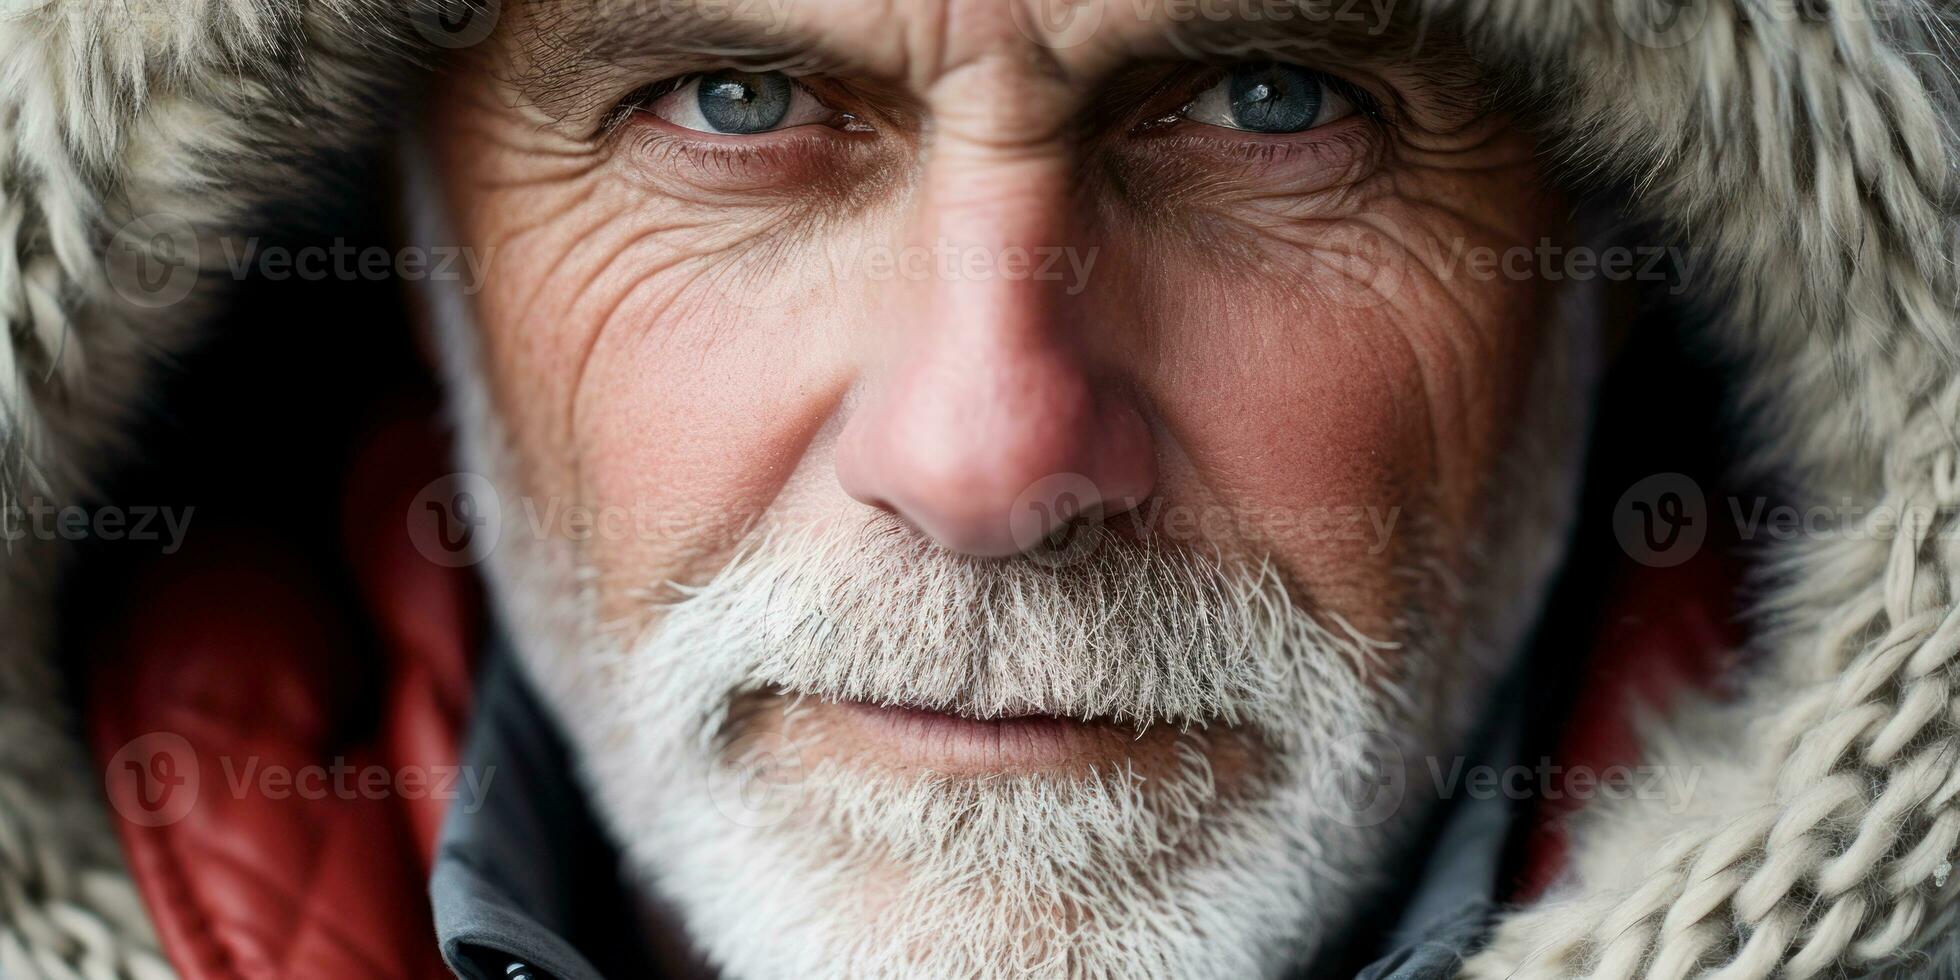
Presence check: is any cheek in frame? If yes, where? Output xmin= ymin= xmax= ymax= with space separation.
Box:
xmin=437 ymin=75 xmax=1565 ymax=639
xmin=1130 ymin=195 xmax=1556 ymax=627
xmin=1143 ymin=287 xmax=1438 ymax=623
xmin=436 ymin=117 xmax=870 ymax=605
xmin=568 ymin=308 xmax=846 ymax=603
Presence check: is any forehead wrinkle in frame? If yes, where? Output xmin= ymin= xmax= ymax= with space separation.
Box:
xmin=493 ymin=0 xmax=902 ymax=132
xmin=488 ymin=0 xmax=1489 ymax=139
xmin=1098 ymin=1 xmax=1437 ymax=66
xmin=929 ymin=0 xmax=1060 ymax=84
xmin=505 ymin=0 xmax=888 ymax=86
xmin=912 ymin=0 xmax=1458 ymax=111
xmin=499 ymin=0 xmax=1452 ymax=89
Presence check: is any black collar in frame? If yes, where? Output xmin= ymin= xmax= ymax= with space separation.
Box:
xmin=430 ymin=637 xmax=1520 ymax=980
xmin=430 ymin=641 xmax=660 ymax=980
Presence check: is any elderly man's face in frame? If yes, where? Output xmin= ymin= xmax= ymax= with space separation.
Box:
xmin=421 ymin=0 xmax=1589 ymax=975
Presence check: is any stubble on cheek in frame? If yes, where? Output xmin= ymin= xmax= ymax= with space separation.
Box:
xmin=424 ymin=70 xmax=873 ymax=602
xmin=425 ymin=39 xmax=1568 ymax=663
xmin=1095 ymin=111 xmax=1565 ymax=644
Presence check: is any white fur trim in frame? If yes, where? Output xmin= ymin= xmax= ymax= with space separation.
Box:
xmin=1 ymin=0 xmax=1957 ymax=977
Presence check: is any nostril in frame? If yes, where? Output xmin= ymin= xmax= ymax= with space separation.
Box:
xmin=1006 ymin=471 xmax=1106 ymax=555
xmin=835 ymin=334 xmax=1157 ymax=558
xmin=838 ymin=398 xmax=1160 ymax=558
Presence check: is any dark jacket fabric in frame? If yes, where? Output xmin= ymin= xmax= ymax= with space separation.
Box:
xmin=433 ymin=643 xmax=1527 ymax=980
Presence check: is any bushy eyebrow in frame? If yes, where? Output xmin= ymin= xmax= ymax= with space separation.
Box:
xmin=1142 ymin=7 xmax=1463 ymax=79
xmin=496 ymin=0 xmax=870 ymax=128
xmin=507 ymin=0 xmax=866 ymax=82
xmin=494 ymin=0 xmax=1485 ymax=128
xmin=1118 ymin=11 xmax=1498 ymax=129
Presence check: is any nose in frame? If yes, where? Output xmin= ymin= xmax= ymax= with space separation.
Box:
xmin=835 ymin=163 xmax=1156 ymax=558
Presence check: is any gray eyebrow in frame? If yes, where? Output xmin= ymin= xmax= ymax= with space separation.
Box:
xmin=1136 ymin=3 xmax=1446 ymax=69
xmin=521 ymin=0 xmax=838 ymax=65
xmin=491 ymin=0 xmax=1470 ymax=129
xmin=496 ymin=0 xmax=870 ymax=128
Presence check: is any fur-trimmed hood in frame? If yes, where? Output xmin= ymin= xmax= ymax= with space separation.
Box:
xmin=3 ymin=1 xmax=1958 ymax=977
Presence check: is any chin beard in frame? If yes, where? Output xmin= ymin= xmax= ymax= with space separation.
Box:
xmin=420 ymin=361 xmax=1586 ymax=979
xmin=423 ymin=297 xmax=1584 ymax=980
xmin=408 ymin=150 xmax=1600 ymax=977
xmin=461 ymin=506 xmax=1488 ymax=980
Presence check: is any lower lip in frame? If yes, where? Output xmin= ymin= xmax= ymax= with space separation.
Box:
xmin=828 ymin=700 xmax=1141 ymax=773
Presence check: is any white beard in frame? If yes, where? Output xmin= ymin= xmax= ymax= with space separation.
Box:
xmin=405 ymin=138 xmax=1601 ymax=980
xmin=478 ymin=512 xmax=1456 ymax=980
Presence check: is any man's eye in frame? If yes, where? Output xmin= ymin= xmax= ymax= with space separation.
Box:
xmin=640 ymin=70 xmax=840 ymax=135
xmin=1178 ymin=63 xmax=1356 ymax=135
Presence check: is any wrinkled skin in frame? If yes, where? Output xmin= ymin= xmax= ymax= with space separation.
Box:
xmin=423 ymin=0 xmax=1577 ymax=972
xmin=431 ymin=0 xmax=1564 ymax=633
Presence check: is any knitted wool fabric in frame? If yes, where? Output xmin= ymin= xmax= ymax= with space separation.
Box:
xmin=1 ymin=1 xmax=1956 ymax=977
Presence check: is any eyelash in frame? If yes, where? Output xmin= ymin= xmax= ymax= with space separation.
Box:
xmin=602 ymin=76 xmax=697 ymax=136
xmin=603 ymin=65 xmax=1387 ymax=183
xmin=1141 ymin=120 xmax=1381 ymax=174
xmin=605 ymin=84 xmax=894 ymax=194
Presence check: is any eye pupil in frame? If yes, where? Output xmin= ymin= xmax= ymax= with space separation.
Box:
xmin=1227 ymin=63 xmax=1321 ymax=134
xmin=697 ymin=70 xmax=793 ymax=134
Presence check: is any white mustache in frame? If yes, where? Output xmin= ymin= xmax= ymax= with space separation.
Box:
xmin=620 ymin=517 xmax=1392 ymax=741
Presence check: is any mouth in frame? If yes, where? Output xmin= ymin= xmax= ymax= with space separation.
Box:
xmin=739 ymin=690 xmax=1249 ymax=781
xmin=830 ymin=700 xmax=1152 ymax=772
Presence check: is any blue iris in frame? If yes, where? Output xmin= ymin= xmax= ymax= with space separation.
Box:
xmin=697 ymin=70 xmax=793 ymax=134
xmin=1226 ymin=63 xmax=1322 ymax=134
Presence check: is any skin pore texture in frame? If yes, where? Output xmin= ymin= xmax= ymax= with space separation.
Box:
xmin=413 ymin=0 xmax=1601 ymax=976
